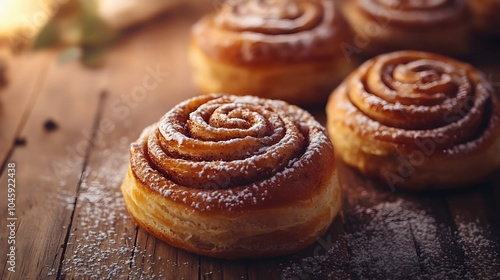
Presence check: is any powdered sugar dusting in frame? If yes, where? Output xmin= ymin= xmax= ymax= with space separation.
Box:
xmin=49 ymin=137 xmax=171 ymax=279
xmin=49 ymin=136 xmax=500 ymax=278
xmin=345 ymin=199 xmax=423 ymax=279
xmin=332 ymin=50 xmax=499 ymax=157
xmin=57 ymin=138 xmax=132 ymax=278
xmin=457 ymin=219 xmax=500 ymax=279
xmin=193 ymin=0 xmax=343 ymax=65
xmin=280 ymin=197 xmax=500 ymax=279
xmin=131 ymin=94 xmax=334 ymax=212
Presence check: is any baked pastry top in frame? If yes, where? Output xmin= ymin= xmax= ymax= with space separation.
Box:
xmin=342 ymin=0 xmax=471 ymax=55
xmin=122 ymin=94 xmax=341 ymax=258
xmin=192 ymin=0 xmax=347 ymax=66
xmin=327 ymin=50 xmax=500 ymax=190
xmin=189 ymin=0 xmax=353 ymax=106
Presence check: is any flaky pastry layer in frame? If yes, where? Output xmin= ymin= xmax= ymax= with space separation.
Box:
xmin=122 ymin=94 xmax=341 ymax=258
xmin=189 ymin=0 xmax=353 ymax=106
xmin=342 ymin=0 xmax=470 ymax=55
xmin=327 ymin=51 xmax=500 ymax=190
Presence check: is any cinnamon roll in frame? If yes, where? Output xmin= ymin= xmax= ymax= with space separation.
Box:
xmin=468 ymin=0 xmax=500 ymax=36
xmin=326 ymin=51 xmax=500 ymax=190
xmin=121 ymin=94 xmax=341 ymax=258
xmin=189 ymin=0 xmax=354 ymax=106
xmin=342 ymin=0 xmax=471 ymax=55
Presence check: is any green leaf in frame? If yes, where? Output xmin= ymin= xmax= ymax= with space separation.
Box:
xmin=58 ymin=47 xmax=83 ymax=64
xmin=81 ymin=44 xmax=110 ymax=67
xmin=32 ymin=20 xmax=60 ymax=50
xmin=77 ymin=0 xmax=118 ymax=46
xmin=31 ymin=0 xmax=119 ymax=68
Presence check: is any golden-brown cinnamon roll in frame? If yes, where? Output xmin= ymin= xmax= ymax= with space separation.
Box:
xmin=342 ymin=0 xmax=471 ymax=55
xmin=122 ymin=94 xmax=341 ymax=258
xmin=189 ymin=0 xmax=354 ymax=106
xmin=468 ymin=0 xmax=500 ymax=36
xmin=326 ymin=51 xmax=500 ymax=190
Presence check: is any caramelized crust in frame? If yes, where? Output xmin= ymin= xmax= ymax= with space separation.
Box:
xmin=342 ymin=0 xmax=471 ymax=55
xmin=189 ymin=0 xmax=354 ymax=106
xmin=122 ymin=94 xmax=341 ymax=258
xmin=192 ymin=0 xmax=348 ymax=66
xmin=327 ymin=51 xmax=500 ymax=190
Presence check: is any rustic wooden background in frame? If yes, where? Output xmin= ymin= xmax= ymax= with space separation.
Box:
xmin=1 ymin=2 xmax=499 ymax=280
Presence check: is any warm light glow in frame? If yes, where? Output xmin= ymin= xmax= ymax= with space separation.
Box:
xmin=0 ymin=0 xmax=56 ymax=36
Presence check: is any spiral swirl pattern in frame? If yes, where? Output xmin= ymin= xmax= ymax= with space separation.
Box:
xmin=192 ymin=0 xmax=347 ymax=65
xmin=358 ymin=0 xmax=468 ymax=27
xmin=327 ymin=51 xmax=500 ymax=189
xmin=331 ymin=51 xmax=499 ymax=153
xmin=130 ymin=94 xmax=334 ymax=212
xmin=216 ymin=0 xmax=323 ymax=34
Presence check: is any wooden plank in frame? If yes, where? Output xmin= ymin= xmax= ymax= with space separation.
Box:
xmin=445 ymin=184 xmax=500 ymax=280
xmin=0 ymin=49 xmax=51 ymax=164
xmin=444 ymin=50 xmax=500 ymax=279
xmin=0 ymin=54 xmax=104 ymax=279
xmin=58 ymin=5 xmax=203 ymax=279
xmin=127 ymin=228 xmax=175 ymax=279
xmin=221 ymin=260 xmax=247 ymax=280
xmin=200 ymin=218 xmax=351 ymax=280
xmin=238 ymin=84 xmax=350 ymax=280
xmin=339 ymin=163 xmax=424 ymax=279
xmin=491 ymin=170 xmax=500 ymax=216
xmin=339 ymin=160 xmax=500 ymax=279
xmin=130 ymin=230 xmax=199 ymax=279
xmin=258 ymin=217 xmax=351 ymax=280
xmin=406 ymin=194 xmax=467 ymax=279
xmin=200 ymin=257 xmax=222 ymax=280
xmin=56 ymin=90 xmax=140 ymax=279
xmin=3 ymin=1 xmax=500 ymax=279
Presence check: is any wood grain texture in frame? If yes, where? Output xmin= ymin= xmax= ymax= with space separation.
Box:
xmin=0 ymin=2 xmax=499 ymax=280
xmin=0 ymin=53 xmax=105 ymax=279
xmin=59 ymin=5 xmax=205 ymax=280
xmin=0 ymin=50 xmax=50 ymax=165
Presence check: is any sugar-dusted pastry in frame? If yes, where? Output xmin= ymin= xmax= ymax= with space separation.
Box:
xmin=122 ymin=94 xmax=341 ymax=258
xmin=189 ymin=0 xmax=354 ymax=106
xmin=468 ymin=0 xmax=500 ymax=36
xmin=342 ymin=0 xmax=471 ymax=55
xmin=327 ymin=51 xmax=500 ymax=190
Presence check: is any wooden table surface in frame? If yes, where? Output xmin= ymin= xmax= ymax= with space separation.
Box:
xmin=1 ymin=3 xmax=500 ymax=280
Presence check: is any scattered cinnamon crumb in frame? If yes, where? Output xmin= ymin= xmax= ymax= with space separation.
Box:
xmin=14 ymin=138 xmax=26 ymax=146
xmin=44 ymin=119 xmax=59 ymax=132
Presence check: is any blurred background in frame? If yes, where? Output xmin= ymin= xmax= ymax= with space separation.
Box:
xmin=0 ymin=0 xmax=197 ymax=64
xmin=0 ymin=0 xmax=212 ymax=152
